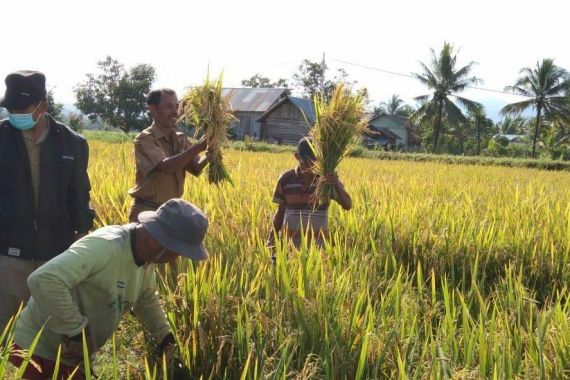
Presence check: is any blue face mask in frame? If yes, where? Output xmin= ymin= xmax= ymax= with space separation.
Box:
xmin=8 ymin=104 xmax=41 ymax=131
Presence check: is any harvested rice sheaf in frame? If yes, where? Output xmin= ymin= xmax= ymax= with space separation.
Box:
xmin=178 ymin=72 xmax=235 ymax=185
xmin=310 ymin=83 xmax=366 ymax=203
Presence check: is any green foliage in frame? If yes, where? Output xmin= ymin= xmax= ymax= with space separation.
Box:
xmin=498 ymin=115 xmax=527 ymax=135
xmin=68 ymin=113 xmax=85 ymax=133
xmin=74 ymin=56 xmax=156 ymax=133
xmin=241 ymin=74 xmax=288 ymax=89
xmin=46 ymin=89 xmax=64 ymax=121
xmin=501 ymin=58 xmax=570 ymax=158
xmin=412 ymin=42 xmax=482 ymax=152
xmin=374 ymin=94 xmax=414 ymax=117
xmin=293 ymin=58 xmax=353 ymax=100
xmin=469 ymin=106 xmax=494 ymax=155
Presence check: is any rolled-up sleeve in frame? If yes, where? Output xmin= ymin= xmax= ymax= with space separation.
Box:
xmin=272 ymin=175 xmax=286 ymax=204
xmin=134 ymin=135 xmax=166 ymax=178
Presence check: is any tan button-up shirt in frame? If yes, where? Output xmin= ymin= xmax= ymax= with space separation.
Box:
xmin=128 ymin=123 xmax=193 ymax=205
xmin=22 ymin=123 xmax=50 ymax=207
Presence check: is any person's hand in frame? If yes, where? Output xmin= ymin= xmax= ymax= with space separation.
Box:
xmin=61 ymin=330 xmax=94 ymax=367
xmin=196 ymin=135 xmax=208 ymax=151
xmin=323 ymin=172 xmax=340 ymax=186
xmin=159 ymin=335 xmax=191 ymax=379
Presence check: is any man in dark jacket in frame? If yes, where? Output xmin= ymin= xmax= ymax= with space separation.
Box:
xmin=0 ymin=70 xmax=95 ymax=332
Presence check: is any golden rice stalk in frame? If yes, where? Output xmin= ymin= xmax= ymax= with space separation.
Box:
xmin=178 ymin=71 xmax=235 ymax=185
xmin=310 ymin=83 xmax=366 ymax=203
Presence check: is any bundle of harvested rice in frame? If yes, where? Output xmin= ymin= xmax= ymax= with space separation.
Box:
xmin=310 ymin=83 xmax=366 ymax=203
xmin=178 ymin=72 xmax=235 ymax=185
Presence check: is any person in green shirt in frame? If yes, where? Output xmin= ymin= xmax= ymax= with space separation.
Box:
xmin=10 ymin=198 xmax=208 ymax=379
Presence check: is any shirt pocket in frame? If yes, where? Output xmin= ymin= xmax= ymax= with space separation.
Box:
xmin=55 ymin=155 xmax=75 ymax=197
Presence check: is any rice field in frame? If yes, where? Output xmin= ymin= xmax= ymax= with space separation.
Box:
xmin=5 ymin=139 xmax=570 ymax=379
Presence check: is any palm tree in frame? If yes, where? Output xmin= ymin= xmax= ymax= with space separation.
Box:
xmin=468 ymin=106 xmax=493 ymax=155
xmin=375 ymin=95 xmax=413 ymax=117
xmin=501 ymin=59 xmax=570 ymax=158
xmin=497 ymin=116 xmax=527 ymax=135
xmin=412 ymin=42 xmax=482 ymax=152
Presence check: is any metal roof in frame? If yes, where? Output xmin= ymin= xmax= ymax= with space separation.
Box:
xmin=288 ymin=97 xmax=316 ymax=124
xmin=222 ymin=88 xmax=287 ymax=113
xmin=369 ymin=114 xmax=416 ymax=131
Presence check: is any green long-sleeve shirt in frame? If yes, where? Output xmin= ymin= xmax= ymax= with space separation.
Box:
xmin=14 ymin=224 xmax=172 ymax=365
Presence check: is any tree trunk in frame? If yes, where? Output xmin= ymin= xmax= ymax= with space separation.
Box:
xmin=531 ymin=106 xmax=542 ymax=158
xmin=476 ymin=119 xmax=481 ymax=155
xmin=433 ymin=103 xmax=443 ymax=153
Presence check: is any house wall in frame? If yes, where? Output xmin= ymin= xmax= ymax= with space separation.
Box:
xmin=232 ymin=111 xmax=263 ymax=140
xmin=369 ymin=117 xmax=409 ymax=146
xmin=260 ymin=102 xmax=312 ymax=145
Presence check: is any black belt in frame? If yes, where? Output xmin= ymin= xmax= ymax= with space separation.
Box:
xmin=134 ymin=198 xmax=161 ymax=209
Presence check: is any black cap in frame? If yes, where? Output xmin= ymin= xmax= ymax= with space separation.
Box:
xmin=297 ymin=136 xmax=316 ymax=162
xmin=0 ymin=70 xmax=47 ymax=111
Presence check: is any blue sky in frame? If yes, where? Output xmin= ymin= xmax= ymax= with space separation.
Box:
xmin=1 ymin=0 xmax=568 ymax=121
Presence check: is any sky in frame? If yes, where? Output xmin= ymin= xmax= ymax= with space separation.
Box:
xmin=1 ymin=0 xmax=569 ymax=121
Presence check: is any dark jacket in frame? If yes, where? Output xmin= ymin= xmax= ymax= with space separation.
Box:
xmin=0 ymin=115 xmax=95 ymax=261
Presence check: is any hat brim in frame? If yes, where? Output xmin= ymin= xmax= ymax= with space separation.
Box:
xmin=0 ymin=95 xmax=36 ymax=111
xmin=138 ymin=211 xmax=209 ymax=261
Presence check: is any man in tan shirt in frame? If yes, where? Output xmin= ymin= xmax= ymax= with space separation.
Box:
xmin=128 ymin=88 xmax=208 ymax=222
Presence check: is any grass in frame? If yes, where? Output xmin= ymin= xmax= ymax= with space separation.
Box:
xmin=3 ymin=139 xmax=570 ymax=378
xmin=89 ymin=141 xmax=570 ymax=378
xmin=82 ymin=129 xmax=570 ymax=172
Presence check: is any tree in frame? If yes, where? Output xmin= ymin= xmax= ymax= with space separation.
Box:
xmin=241 ymin=74 xmax=288 ymax=88
xmin=68 ymin=112 xmax=85 ymax=133
xmin=74 ymin=56 xmax=156 ymax=133
xmin=374 ymin=95 xmax=413 ymax=117
xmin=501 ymin=58 xmax=570 ymax=158
xmin=468 ymin=106 xmax=494 ymax=155
xmin=47 ymin=89 xmax=64 ymax=121
xmin=293 ymin=58 xmax=352 ymax=100
xmin=497 ymin=116 xmax=527 ymax=135
xmin=411 ymin=42 xmax=482 ymax=152
xmin=356 ymin=87 xmax=371 ymax=107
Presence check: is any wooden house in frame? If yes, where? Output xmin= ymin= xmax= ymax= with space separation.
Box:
xmin=257 ymin=97 xmax=316 ymax=145
xmin=222 ymin=88 xmax=287 ymax=140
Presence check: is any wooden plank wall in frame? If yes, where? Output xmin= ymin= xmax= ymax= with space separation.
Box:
xmin=260 ymin=102 xmax=312 ymax=145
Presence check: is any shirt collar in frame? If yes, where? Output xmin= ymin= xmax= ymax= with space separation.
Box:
xmin=130 ymin=224 xmax=145 ymax=267
xmin=22 ymin=115 xmax=50 ymax=145
xmin=150 ymin=122 xmax=174 ymax=141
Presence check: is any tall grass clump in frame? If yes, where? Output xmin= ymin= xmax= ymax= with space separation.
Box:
xmin=179 ymin=71 xmax=235 ymax=185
